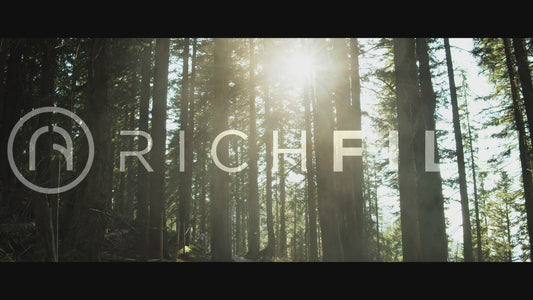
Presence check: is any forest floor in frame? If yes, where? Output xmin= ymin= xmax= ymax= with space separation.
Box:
xmin=176 ymin=244 xmax=209 ymax=262
xmin=176 ymin=244 xmax=258 ymax=262
xmin=100 ymin=228 xmax=261 ymax=262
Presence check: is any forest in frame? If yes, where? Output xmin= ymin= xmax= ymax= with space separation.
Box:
xmin=0 ymin=37 xmax=532 ymax=262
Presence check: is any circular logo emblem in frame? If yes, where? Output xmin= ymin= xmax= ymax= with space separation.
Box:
xmin=7 ymin=107 xmax=94 ymax=194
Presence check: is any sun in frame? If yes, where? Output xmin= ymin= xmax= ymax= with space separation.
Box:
xmin=265 ymin=39 xmax=317 ymax=86
xmin=286 ymin=51 xmax=315 ymax=82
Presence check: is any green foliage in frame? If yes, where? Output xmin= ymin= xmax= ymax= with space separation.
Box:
xmin=484 ymin=171 xmax=526 ymax=261
xmin=378 ymin=216 xmax=403 ymax=262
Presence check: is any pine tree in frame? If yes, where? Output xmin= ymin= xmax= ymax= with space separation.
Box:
xmin=314 ymin=38 xmax=343 ymax=261
xmin=393 ymin=38 xmax=422 ymax=261
xmin=0 ymin=39 xmax=23 ymax=222
xmin=178 ymin=38 xmax=193 ymax=251
xmin=149 ymin=38 xmax=170 ymax=260
xmin=68 ymin=38 xmax=113 ymax=261
xmin=246 ymin=38 xmax=260 ymax=260
xmin=487 ymin=171 xmax=523 ymax=262
xmin=415 ymin=38 xmax=448 ymax=261
xmin=277 ymin=128 xmax=287 ymax=259
xmin=472 ymin=38 xmax=533 ymax=260
xmin=512 ymin=38 xmax=533 ymax=149
xmin=136 ymin=38 xmax=151 ymax=260
xmin=332 ymin=38 xmax=367 ymax=261
xmin=210 ymin=38 xmax=233 ymax=261
xmin=503 ymin=38 xmax=533 ymax=256
xmin=260 ymin=38 xmax=276 ymax=260
xmin=32 ymin=38 xmax=58 ymax=262
xmin=444 ymin=38 xmax=474 ymax=262
xmin=304 ymin=58 xmax=318 ymax=262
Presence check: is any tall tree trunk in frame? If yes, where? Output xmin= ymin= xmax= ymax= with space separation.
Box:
xmin=278 ymin=130 xmax=287 ymax=259
xmin=240 ymin=183 xmax=247 ymax=255
xmin=198 ymin=137 xmax=207 ymax=245
xmin=275 ymin=176 xmax=280 ymax=257
xmin=505 ymin=203 xmax=513 ymax=262
xmin=190 ymin=40 xmax=208 ymax=252
xmin=67 ymin=38 xmax=113 ymax=261
xmin=350 ymin=38 xmax=366 ymax=260
xmin=0 ymin=40 xmax=23 ymax=221
xmin=504 ymin=38 xmax=533 ymax=257
xmin=0 ymin=39 xmax=8 ymax=133
xmin=394 ymin=38 xmax=422 ymax=262
xmin=304 ymin=67 xmax=318 ymax=262
xmin=246 ymin=38 xmax=260 ymax=260
xmin=373 ymin=158 xmax=381 ymax=261
xmin=262 ymin=86 xmax=276 ymax=260
xmin=235 ymin=152 xmax=242 ymax=255
xmin=188 ymin=39 xmax=197 ymax=131
xmin=304 ymin=190 xmax=309 ymax=261
xmin=260 ymin=39 xmax=276 ymax=260
xmin=332 ymin=38 xmax=364 ymax=261
xmin=415 ymin=38 xmax=448 ymax=261
xmin=178 ymin=38 xmax=192 ymax=250
xmin=332 ymin=38 xmax=351 ymax=261
xmin=210 ymin=38 xmax=232 ymax=261
xmin=125 ymin=100 xmax=137 ymax=223
xmin=231 ymin=142 xmax=241 ymax=254
xmin=187 ymin=39 xmax=197 ymax=246
xmin=512 ymin=38 xmax=533 ymax=148
xmin=465 ymin=103 xmax=482 ymax=262
xmin=444 ymin=38 xmax=474 ymax=262
xmin=149 ymin=38 xmax=170 ymax=260
xmin=136 ymin=38 xmax=151 ymax=260
xmin=31 ymin=39 xmax=58 ymax=262
xmin=33 ymin=39 xmax=57 ymax=261
xmin=115 ymin=108 xmax=135 ymax=220
xmin=67 ymin=40 xmax=81 ymax=129
xmin=292 ymin=195 xmax=298 ymax=260
xmin=314 ymin=38 xmax=343 ymax=261
xmin=479 ymin=170 xmax=489 ymax=258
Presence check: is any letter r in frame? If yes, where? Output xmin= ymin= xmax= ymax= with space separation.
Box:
xmin=120 ymin=130 xmax=154 ymax=172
